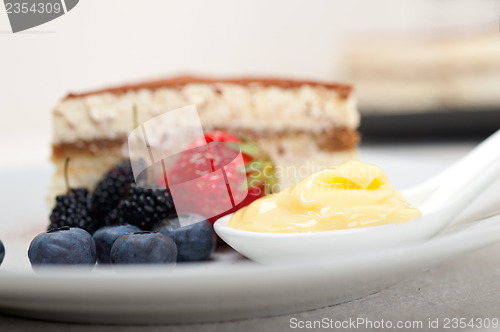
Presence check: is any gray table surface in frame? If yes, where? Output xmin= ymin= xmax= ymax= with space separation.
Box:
xmin=2 ymin=141 xmax=499 ymax=331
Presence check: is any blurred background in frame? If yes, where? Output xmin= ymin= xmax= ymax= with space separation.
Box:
xmin=1 ymin=0 xmax=500 ymax=164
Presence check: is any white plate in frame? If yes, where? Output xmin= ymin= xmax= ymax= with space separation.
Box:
xmin=0 ymin=155 xmax=500 ymax=325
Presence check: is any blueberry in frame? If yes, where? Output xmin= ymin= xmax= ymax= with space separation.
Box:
xmin=28 ymin=226 xmax=96 ymax=267
xmin=154 ymin=214 xmax=216 ymax=262
xmin=93 ymin=224 xmax=141 ymax=264
xmin=0 ymin=239 xmax=5 ymax=266
xmin=110 ymin=231 xmax=177 ymax=265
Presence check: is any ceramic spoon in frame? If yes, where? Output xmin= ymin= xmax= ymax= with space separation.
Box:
xmin=214 ymin=129 xmax=500 ymax=264
xmin=403 ymin=128 xmax=500 ymax=206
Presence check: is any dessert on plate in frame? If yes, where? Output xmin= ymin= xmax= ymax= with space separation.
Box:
xmin=49 ymin=75 xmax=360 ymax=204
xmin=344 ymin=33 xmax=500 ymax=114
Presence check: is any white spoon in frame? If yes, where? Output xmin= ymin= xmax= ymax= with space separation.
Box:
xmin=214 ymin=129 xmax=500 ymax=264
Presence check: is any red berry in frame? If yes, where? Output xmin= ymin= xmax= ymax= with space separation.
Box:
xmin=166 ymin=131 xmax=277 ymax=224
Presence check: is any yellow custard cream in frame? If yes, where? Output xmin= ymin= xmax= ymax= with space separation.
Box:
xmin=229 ymin=161 xmax=421 ymax=233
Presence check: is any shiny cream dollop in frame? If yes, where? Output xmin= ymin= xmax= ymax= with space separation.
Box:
xmin=228 ymin=161 xmax=421 ymax=233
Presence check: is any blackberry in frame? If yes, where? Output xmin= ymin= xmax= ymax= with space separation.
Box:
xmin=49 ymin=158 xmax=100 ymax=233
xmin=49 ymin=188 xmax=101 ymax=234
xmin=90 ymin=159 xmax=135 ymax=222
xmin=105 ymin=184 xmax=177 ymax=230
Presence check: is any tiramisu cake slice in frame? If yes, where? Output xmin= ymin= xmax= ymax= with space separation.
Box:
xmin=344 ymin=33 xmax=500 ymax=114
xmin=50 ymin=76 xmax=360 ymax=204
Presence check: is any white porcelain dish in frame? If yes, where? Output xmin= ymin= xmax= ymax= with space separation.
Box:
xmin=0 ymin=153 xmax=499 ymax=325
